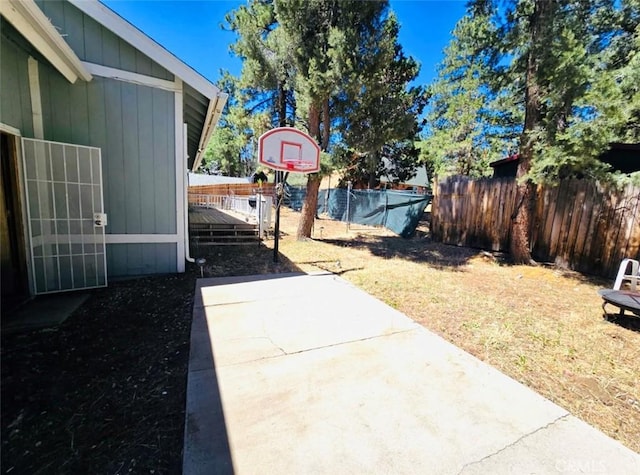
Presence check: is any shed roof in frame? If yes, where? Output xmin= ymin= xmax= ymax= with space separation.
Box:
xmin=489 ymin=153 xmax=520 ymax=169
xmin=379 ymin=158 xmax=430 ymax=187
xmin=490 ymin=145 xmax=640 ymax=174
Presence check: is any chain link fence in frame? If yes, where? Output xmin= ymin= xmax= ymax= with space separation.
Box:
xmin=284 ymin=185 xmax=431 ymax=238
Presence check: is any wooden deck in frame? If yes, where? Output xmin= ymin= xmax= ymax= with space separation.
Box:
xmin=189 ymin=207 xmax=254 ymax=226
xmin=189 ymin=206 xmax=260 ymax=246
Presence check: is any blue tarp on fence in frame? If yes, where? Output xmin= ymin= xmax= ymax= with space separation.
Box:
xmin=284 ymin=186 xmax=431 ymax=238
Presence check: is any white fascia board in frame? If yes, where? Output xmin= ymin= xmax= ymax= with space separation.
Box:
xmin=191 ymin=92 xmax=229 ymax=171
xmin=33 ymin=234 xmax=180 ymax=245
xmin=175 ymin=79 xmax=186 ymax=272
xmin=70 ymin=0 xmax=220 ymax=100
xmin=0 ymin=122 xmax=22 ymax=136
xmin=82 ymin=61 xmax=177 ymax=92
xmin=0 ymin=0 xmax=92 ymax=83
xmin=27 ymin=57 xmax=44 ymax=139
xmin=105 ymin=234 xmax=179 ymax=244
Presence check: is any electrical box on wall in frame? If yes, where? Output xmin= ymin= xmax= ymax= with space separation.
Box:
xmin=94 ymin=213 xmax=107 ymax=227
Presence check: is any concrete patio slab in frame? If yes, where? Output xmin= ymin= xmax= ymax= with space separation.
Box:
xmin=184 ymin=273 xmax=639 ymax=474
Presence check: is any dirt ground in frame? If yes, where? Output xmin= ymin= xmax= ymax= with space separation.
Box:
xmin=1 ymin=207 xmax=638 ymax=474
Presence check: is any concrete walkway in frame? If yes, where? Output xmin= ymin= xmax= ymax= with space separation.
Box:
xmin=183 ymin=273 xmax=639 ymax=474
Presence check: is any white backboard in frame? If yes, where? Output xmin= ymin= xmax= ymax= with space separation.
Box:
xmin=258 ymin=127 xmax=320 ymax=173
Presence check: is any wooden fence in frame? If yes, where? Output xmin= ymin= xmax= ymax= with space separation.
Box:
xmin=188 ymin=183 xmax=276 ymax=197
xmin=431 ymin=177 xmax=640 ymax=278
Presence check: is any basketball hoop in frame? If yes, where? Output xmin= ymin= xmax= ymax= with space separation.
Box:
xmin=258 ymin=127 xmax=320 ymax=174
xmin=284 ymin=160 xmax=316 ymax=171
xmin=258 ymin=127 xmax=320 ymax=264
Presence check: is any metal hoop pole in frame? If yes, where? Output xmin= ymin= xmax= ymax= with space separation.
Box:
xmin=273 ymin=171 xmax=289 ymax=263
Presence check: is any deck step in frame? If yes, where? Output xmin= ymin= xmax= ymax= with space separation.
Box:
xmin=190 ymin=228 xmax=259 ymax=234
xmin=190 ymin=228 xmax=259 ymax=236
xmin=192 ymin=235 xmax=260 ymax=241
xmin=189 ymin=207 xmax=263 ymax=245
xmin=190 ymin=241 xmax=261 ymax=247
xmin=190 ymin=226 xmax=261 ymax=245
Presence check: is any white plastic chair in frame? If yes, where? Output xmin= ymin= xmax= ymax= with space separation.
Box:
xmin=613 ymin=258 xmax=640 ymax=291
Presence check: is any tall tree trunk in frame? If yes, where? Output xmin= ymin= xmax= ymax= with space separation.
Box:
xmin=309 ymin=102 xmax=321 ymax=144
xmin=296 ymin=174 xmax=321 ymax=239
xmin=321 ymin=98 xmax=330 ymax=150
xmin=277 ymin=82 xmax=287 ymax=127
xmin=367 ymin=151 xmax=378 ymax=189
xmin=297 ymin=102 xmax=322 ymax=239
xmin=510 ymin=0 xmax=552 ymax=264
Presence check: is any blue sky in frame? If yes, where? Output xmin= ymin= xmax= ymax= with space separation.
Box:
xmin=102 ymin=0 xmax=468 ymax=88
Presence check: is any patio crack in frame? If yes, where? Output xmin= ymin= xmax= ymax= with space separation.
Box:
xmin=287 ymin=328 xmax=419 ymax=356
xmin=259 ymin=320 xmax=287 ymax=356
xmin=222 ymin=336 xmax=287 ymax=356
xmin=264 ymin=335 xmax=287 ymax=356
xmin=456 ymin=414 xmax=570 ymax=475
xmin=220 ymin=327 xmax=420 ymax=367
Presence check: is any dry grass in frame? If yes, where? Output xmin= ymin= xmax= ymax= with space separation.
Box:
xmin=266 ymin=208 xmax=640 ymax=453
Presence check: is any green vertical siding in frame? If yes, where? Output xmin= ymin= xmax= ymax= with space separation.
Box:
xmin=3 ymin=1 xmax=182 ymax=277
xmin=101 ymin=77 xmax=125 ymax=233
xmin=0 ymin=20 xmax=34 ymax=136
xmin=137 ymin=85 xmax=155 ymax=233
xmin=35 ymin=0 xmax=174 ymax=81
xmin=153 ymin=89 xmax=175 ymax=234
xmin=42 ymin=71 xmax=73 ymax=141
xmin=107 ymin=243 xmax=177 ymax=277
xmin=60 ymin=0 xmax=86 ymax=58
xmin=83 ymin=10 xmax=103 ymax=64
xmin=37 ymin=62 xmax=177 ymax=237
xmin=121 ymin=82 xmax=142 ymax=234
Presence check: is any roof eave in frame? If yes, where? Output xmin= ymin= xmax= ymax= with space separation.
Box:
xmin=191 ymin=92 xmax=228 ymax=172
xmin=0 ymin=0 xmax=92 ymax=83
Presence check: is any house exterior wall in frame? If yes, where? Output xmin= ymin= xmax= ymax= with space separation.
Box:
xmin=0 ymin=19 xmax=34 ymax=137
xmin=36 ymin=61 xmax=179 ymax=277
xmin=108 ymin=243 xmax=177 ymax=277
xmin=35 ymin=0 xmax=174 ymax=81
xmin=1 ymin=2 xmax=183 ymax=278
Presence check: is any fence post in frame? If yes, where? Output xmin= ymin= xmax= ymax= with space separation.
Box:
xmin=256 ymin=189 xmax=263 ymax=238
xmin=324 ymin=174 xmax=331 ymax=214
xmin=346 ymin=181 xmax=352 ymax=232
xmin=383 ymin=191 xmax=389 ymax=227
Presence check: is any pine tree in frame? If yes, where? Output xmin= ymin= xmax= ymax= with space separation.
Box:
xmin=219 ymin=0 xmax=448 ymax=238
xmin=276 ymin=0 xmax=409 ymax=238
xmin=202 ymin=74 xmax=256 ymax=176
xmin=460 ymin=0 xmax=640 ymax=263
xmin=274 ymin=0 xmax=346 ymax=238
xmin=422 ymin=12 xmax=518 ymax=179
xmin=335 ymin=12 xmax=426 ymax=188
xmin=226 ymin=0 xmax=296 ymax=128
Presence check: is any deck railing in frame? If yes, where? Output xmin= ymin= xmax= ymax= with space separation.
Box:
xmin=188 ymin=193 xmax=273 ymax=237
xmin=189 ymin=194 xmax=226 ymax=209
